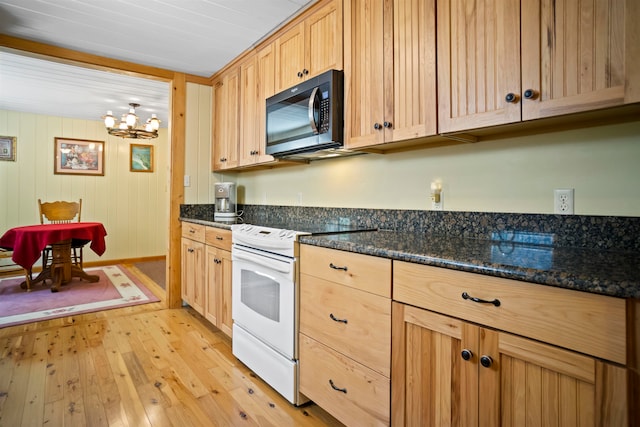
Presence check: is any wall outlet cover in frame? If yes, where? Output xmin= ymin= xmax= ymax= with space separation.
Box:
xmin=554 ymin=188 xmax=574 ymax=214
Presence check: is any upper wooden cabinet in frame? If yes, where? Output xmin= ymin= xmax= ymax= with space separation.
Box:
xmin=274 ymin=0 xmax=343 ymax=92
xmin=437 ymin=0 xmax=640 ymax=134
xmin=344 ymin=0 xmax=437 ymax=150
xmin=239 ymin=45 xmax=278 ymax=167
xmin=212 ymin=67 xmax=240 ymax=170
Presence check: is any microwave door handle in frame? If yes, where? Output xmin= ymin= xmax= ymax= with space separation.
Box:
xmin=308 ymin=86 xmax=320 ymax=135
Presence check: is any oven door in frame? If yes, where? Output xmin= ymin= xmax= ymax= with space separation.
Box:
xmin=231 ymin=245 xmax=296 ymax=359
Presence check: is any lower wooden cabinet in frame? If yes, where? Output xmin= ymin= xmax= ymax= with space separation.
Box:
xmin=181 ymin=224 xmax=206 ymax=314
xmin=205 ymin=245 xmax=232 ymax=337
xmin=299 ymin=244 xmax=392 ymax=426
xmin=181 ymin=223 xmax=233 ymax=338
xmin=392 ymin=302 xmax=628 ymax=426
xmin=300 ymin=334 xmax=390 ymax=426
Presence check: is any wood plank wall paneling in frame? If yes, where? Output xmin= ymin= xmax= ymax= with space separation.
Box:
xmin=184 ymin=83 xmax=214 ymax=205
xmin=0 ymin=109 xmax=169 ymax=264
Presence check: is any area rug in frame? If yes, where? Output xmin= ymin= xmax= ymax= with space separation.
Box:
xmin=0 ymin=265 xmax=160 ymax=328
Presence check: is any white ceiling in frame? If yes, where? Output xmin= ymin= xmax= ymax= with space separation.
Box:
xmin=0 ymin=0 xmax=315 ymax=126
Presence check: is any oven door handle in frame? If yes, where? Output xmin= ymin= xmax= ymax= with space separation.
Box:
xmin=233 ymin=250 xmax=292 ymax=274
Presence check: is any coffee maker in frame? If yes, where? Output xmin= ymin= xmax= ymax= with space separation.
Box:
xmin=214 ymin=182 xmax=237 ymax=221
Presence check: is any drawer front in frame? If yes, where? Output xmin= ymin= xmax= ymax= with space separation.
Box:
xmin=181 ymin=222 xmax=205 ymax=242
xmin=300 ymin=334 xmax=390 ymax=427
xmin=300 ymin=244 xmax=391 ymax=297
xmin=205 ymin=227 xmax=232 ymax=251
xmin=393 ymin=261 xmax=626 ymax=364
xmin=300 ymin=274 xmax=391 ymax=377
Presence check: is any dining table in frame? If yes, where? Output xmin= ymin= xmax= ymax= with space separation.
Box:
xmin=0 ymin=222 xmax=107 ymax=292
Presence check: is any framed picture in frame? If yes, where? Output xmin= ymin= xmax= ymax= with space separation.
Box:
xmin=130 ymin=144 xmax=154 ymax=172
xmin=0 ymin=136 xmax=17 ymax=161
xmin=54 ymin=137 xmax=105 ymax=176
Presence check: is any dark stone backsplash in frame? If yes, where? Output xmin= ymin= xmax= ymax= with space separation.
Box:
xmin=180 ymin=204 xmax=640 ymax=252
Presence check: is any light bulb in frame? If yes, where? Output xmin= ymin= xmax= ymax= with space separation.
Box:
xmin=103 ymin=111 xmax=116 ymax=129
xmin=148 ymin=114 xmax=160 ymax=131
xmin=125 ymin=107 xmax=138 ymax=128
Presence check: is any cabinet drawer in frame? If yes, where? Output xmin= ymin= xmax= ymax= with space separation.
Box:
xmin=393 ymin=261 xmax=626 ymax=364
xmin=300 ymin=334 xmax=390 ymax=427
xmin=205 ymin=227 xmax=232 ymax=251
xmin=300 ymin=274 xmax=391 ymax=377
xmin=181 ymin=222 xmax=205 ymax=242
xmin=300 ymin=244 xmax=391 ymax=297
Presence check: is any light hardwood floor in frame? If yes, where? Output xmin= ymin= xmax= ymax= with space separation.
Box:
xmin=0 ymin=264 xmax=344 ymax=426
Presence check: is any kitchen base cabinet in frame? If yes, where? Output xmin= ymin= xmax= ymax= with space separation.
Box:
xmin=181 ymin=223 xmax=233 ymax=338
xmin=392 ymin=260 xmax=632 ymax=426
xmin=300 ymin=335 xmax=390 ymax=427
xmin=392 ymin=302 xmax=629 ymax=426
xmin=181 ymin=223 xmax=205 ymax=314
xmin=205 ymin=227 xmax=233 ymax=337
xmin=299 ymin=244 xmax=392 ymax=426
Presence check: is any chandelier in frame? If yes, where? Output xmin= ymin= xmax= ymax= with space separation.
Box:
xmin=103 ymin=103 xmax=161 ymax=139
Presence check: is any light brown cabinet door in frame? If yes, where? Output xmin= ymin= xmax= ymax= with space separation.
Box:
xmin=390 ymin=0 xmax=437 ymax=142
xmin=204 ymin=245 xmax=220 ymax=326
xmin=392 ymin=302 xmax=629 ymax=426
xmin=275 ymin=0 xmax=343 ymax=93
xmin=239 ymin=54 xmax=259 ymax=167
xmin=521 ymin=0 xmax=639 ymax=120
xmin=181 ymin=237 xmax=205 ymax=315
xmin=217 ymin=248 xmax=233 ymax=337
xmin=345 ymin=0 xmax=437 ymax=149
xmin=392 ymin=302 xmax=479 ymax=426
xmin=239 ymin=47 xmax=277 ymax=167
xmin=274 ymin=23 xmax=305 ymax=92
xmin=205 ymin=246 xmax=233 ymax=338
xmin=344 ymin=0 xmax=386 ymax=148
xmin=212 ymin=68 xmax=240 ymax=170
xmin=304 ymin=0 xmax=343 ymax=79
xmin=436 ymin=0 xmax=522 ymax=133
xmin=255 ymin=44 xmax=277 ymax=164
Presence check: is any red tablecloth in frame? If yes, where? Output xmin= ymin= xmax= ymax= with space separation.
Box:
xmin=0 ymin=222 xmax=107 ymax=269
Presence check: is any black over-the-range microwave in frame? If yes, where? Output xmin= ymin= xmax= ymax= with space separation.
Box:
xmin=265 ymin=69 xmax=343 ymax=158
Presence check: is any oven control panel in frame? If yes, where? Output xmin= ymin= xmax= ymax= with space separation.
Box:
xmin=231 ymin=224 xmax=310 ymax=257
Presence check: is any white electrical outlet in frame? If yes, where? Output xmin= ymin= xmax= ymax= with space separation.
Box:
xmin=554 ymin=188 xmax=574 ymax=214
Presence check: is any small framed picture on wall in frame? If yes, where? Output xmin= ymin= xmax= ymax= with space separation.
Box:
xmin=130 ymin=144 xmax=154 ymax=172
xmin=0 ymin=136 xmax=17 ymax=161
xmin=54 ymin=137 xmax=105 ymax=176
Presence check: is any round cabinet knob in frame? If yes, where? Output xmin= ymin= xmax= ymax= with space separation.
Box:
xmin=303 ymin=69 xmax=309 ymax=75
xmin=505 ymin=93 xmax=519 ymax=103
xmin=297 ymin=71 xmax=304 ymax=78
xmin=524 ymin=89 xmax=538 ymax=100
xmin=374 ymin=123 xmax=382 ymax=130
xmin=383 ymin=121 xmax=392 ymax=128
xmin=480 ymin=355 xmax=493 ymax=368
xmin=461 ymin=349 xmax=473 ymax=361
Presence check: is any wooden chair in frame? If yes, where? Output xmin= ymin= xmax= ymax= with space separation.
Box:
xmin=38 ymin=199 xmax=88 ymax=269
xmin=0 ymin=247 xmax=22 ymax=275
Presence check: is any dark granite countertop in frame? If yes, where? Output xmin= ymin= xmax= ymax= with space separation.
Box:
xmin=180 ymin=207 xmax=640 ymax=299
xmin=179 ymin=217 xmax=236 ymax=230
xmin=298 ymin=230 xmax=640 ymax=299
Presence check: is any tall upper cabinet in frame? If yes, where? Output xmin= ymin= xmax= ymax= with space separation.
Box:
xmin=211 ymin=67 xmax=240 ymax=170
xmin=437 ymin=0 xmax=640 ymax=134
xmin=239 ymin=44 xmax=278 ymax=167
xmin=344 ymin=0 xmax=437 ymax=150
xmin=274 ymin=0 xmax=343 ymax=92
